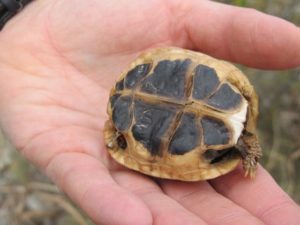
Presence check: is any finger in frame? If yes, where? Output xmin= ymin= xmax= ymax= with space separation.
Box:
xmin=112 ymin=170 xmax=208 ymax=225
xmin=210 ymin=165 xmax=300 ymax=225
xmin=161 ymin=180 xmax=266 ymax=225
xmin=180 ymin=0 xmax=300 ymax=69
xmin=46 ymin=152 xmax=152 ymax=225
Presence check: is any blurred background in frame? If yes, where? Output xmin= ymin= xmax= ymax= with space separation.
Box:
xmin=1 ymin=0 xmax=300 ymax=224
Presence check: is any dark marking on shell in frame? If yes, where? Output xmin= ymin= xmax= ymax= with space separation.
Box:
xmin=140 ymin=59 xmax=191 ymax=99
xmin=110 ymin=94 xmax=121 ymax=108
xmin=206 ymin=83 xmax=242 ymax=110
xmin=112 ymin=96 xmax=133 ymax=132
xmin=115 ymin=79 xmax=124 ymax=91
xmin=201 ymin=116 xmax=230 ymax=145
xmin=204 ymin=147 xmax=239 ymax=164
xmin=125 ymin=64 xmax=151 ymax=89
xmin=132 ymin=100 xmax=177 ymax=156
xmin=169 ymin=113 xmax=200 ymax=155
xmin=192 ymin=65 xmax=220 ymax=100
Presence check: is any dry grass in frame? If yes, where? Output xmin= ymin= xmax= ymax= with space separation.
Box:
xmin=248 ymin=69 xmax=300 ymax=203
xmin=0 ymin=134 xmax=93 ymax=225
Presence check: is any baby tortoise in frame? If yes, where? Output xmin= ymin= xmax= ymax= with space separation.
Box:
xmin=104 ymin=47 xmax=262 ymax=181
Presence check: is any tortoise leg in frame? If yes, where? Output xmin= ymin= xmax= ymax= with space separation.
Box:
xmin=236 ymin=133 xmax=262 ymax=178
xmin=241 ymin=133 xmax=262 ymax=178
xmin=104 ymin=120 xmax=119 ymax=150
xmin=104 ymin=120 xmax=128 ymax=151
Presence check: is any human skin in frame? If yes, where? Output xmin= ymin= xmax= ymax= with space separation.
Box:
xmin=0 ymin=0 xmax=299 ymax=225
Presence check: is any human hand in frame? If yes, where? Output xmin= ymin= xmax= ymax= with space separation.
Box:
xmin=0 ymin=0 xmax=299 ymax=225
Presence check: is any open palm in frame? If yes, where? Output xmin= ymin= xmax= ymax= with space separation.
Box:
xmin=0 ymin=0 xmax=299 ymax=224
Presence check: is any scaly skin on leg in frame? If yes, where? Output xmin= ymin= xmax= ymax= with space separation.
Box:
xmin=241 ymin=133 xmax=263 ymax=178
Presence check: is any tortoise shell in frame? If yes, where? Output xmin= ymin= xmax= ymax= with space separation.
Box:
xmin=104 ymin=47 xmax=262 ymax=181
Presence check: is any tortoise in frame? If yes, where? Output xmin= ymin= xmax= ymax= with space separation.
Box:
xmin=104 ymin=47 xmax=262 ymax=181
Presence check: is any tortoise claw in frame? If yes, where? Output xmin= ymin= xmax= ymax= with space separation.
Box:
xmin=243 ymin=154 xmax=258 ymax=178
xmin=244 ymin=165 xmax=256 ymax=179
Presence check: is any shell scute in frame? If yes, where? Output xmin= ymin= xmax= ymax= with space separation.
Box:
xmin=201 ymin=116 xmax=230 ymax=146
xmin=206 ymin=83 xmax=243 ymax=110
xmin=192 ymin=64 xmax=220 ymax=100
xmin=112 ymin=95 xmax=133 ymax=132
xmin=140 ymin=59 xmax=191 ymax=99
xmin=168 ymin=113 xmax=200 ymax=155
xmin=132 ymin=100 xmax=177 ymax=156
xmin=125 ymin=63 xmax=151 ymax=89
